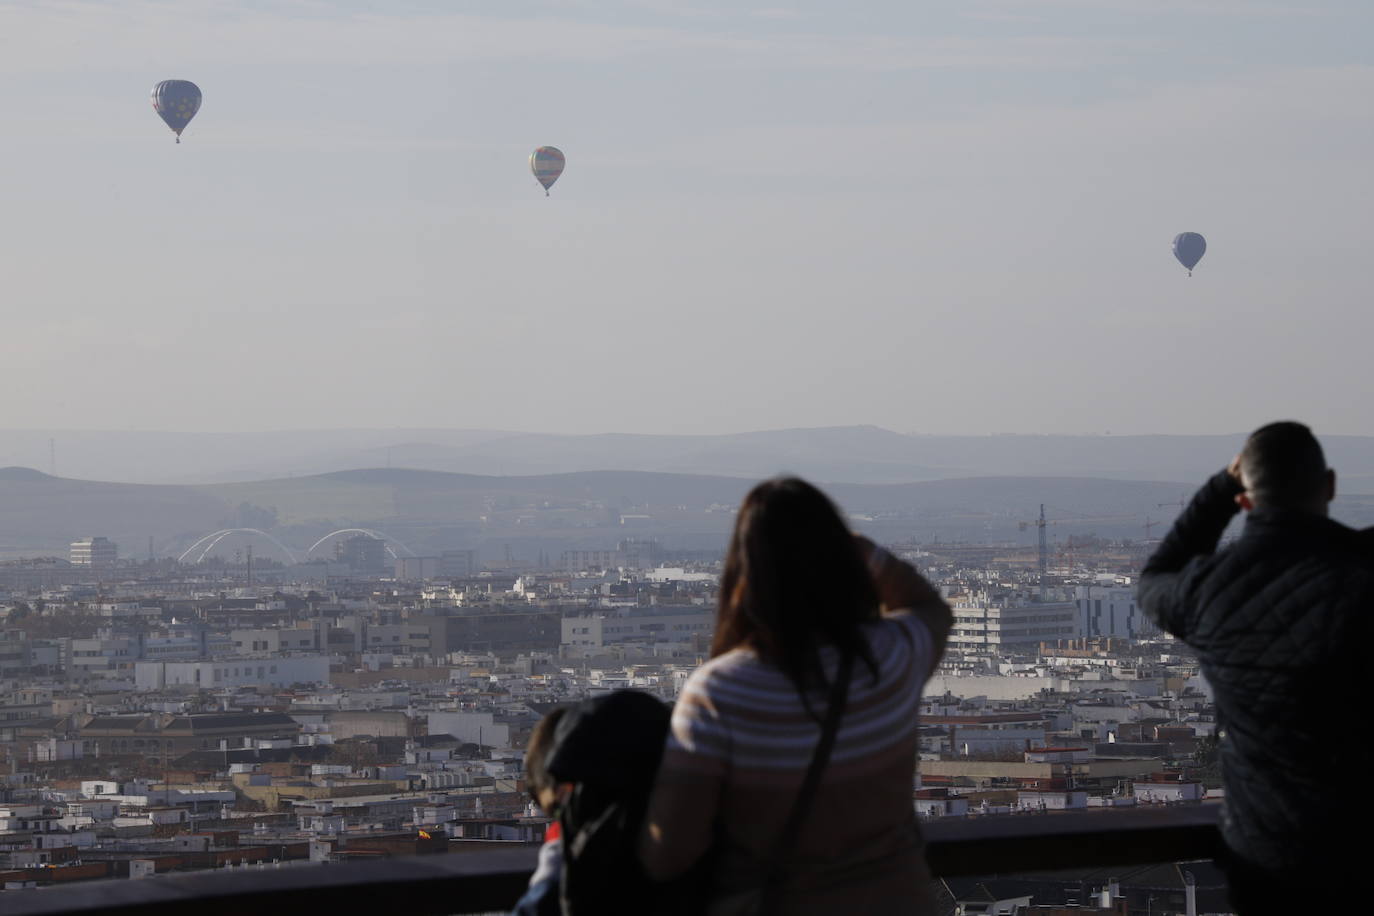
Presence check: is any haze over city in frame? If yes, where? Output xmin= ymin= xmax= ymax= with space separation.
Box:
xmin=1 ymin=4 xmax=1371 ymax=913
xmin=2 ymin=0 xmax=1372 ymax=437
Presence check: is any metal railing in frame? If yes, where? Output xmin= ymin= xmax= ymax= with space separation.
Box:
xmin=2 ymin=804 xmax=1224 ymax=916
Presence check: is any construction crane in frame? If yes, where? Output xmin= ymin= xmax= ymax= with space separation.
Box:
xmin=1015 ymin=505 xmax=1049 ymax=574
xmin=1013 ymin=505 xmax=1050 ymax=599
xmin=1032 ymin=504 xmax=1048 ymax=601
xmin=1037 ymin=504 xmax=1048 ymax=579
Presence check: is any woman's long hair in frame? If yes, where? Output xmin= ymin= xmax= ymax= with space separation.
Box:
xmin=712 ymin=477 xmax=879 ymax=702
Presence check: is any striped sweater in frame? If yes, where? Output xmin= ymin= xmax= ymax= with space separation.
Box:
xmin=642 ymin=611 xmax=939 ymax=915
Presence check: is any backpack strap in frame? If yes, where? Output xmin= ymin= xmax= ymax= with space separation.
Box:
xmin=765 ymin=650 xmax=854 ymax=884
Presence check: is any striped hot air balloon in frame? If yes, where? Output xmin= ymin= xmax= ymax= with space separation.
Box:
xmin=151 ymin=80 xmax=202 ymax=144
xmin=530 ymin=146 xmax=565 ymax=196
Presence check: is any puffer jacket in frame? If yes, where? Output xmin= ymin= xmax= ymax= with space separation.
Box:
xmin=1139 ymin=470 xmax=1374 ymax=875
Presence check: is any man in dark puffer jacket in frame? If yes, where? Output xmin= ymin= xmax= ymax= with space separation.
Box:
xmin=1139 ymin=421 xmax=1372 ymax=915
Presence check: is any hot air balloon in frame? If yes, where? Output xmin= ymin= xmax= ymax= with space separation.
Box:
xmin=530 ymin=146 xmax=565 ymax=196
xmin=151 ymin=80 xmax=202 ymax=144
xmin=1173 ymin=232 xmax=1206 ymax=276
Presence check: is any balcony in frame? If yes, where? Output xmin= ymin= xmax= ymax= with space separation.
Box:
xmin=2 ymin=804 xmax=1224 ymax=915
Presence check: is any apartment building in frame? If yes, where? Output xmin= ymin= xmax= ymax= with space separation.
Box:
xmin=562 ymin=606 xmax=714 ymax=649
xmin=69 ymin=537 xmax=117 ymax=568
xmin=1075 ymin=584 xmax=1159 ymax=639
xmin=133 ymin=655 xmax=330 ymax=690
xmin=74 ymin=712 xmax=302 ymax=761
xmin=948 ymin=598 xmax=1080 ymax=651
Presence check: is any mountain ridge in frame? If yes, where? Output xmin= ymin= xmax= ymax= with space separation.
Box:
xmin=8 ymin=425 xmax=1374 ymax=491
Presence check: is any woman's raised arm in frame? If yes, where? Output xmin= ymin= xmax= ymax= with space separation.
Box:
xmin=856 ymin=535 xmax=952 ymax=661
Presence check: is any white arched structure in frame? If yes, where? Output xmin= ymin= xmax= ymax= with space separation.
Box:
xmin=305 ymin=528 xmax=414 ymax=561
xmin=177 ymin=528 xmax=299 ymax=565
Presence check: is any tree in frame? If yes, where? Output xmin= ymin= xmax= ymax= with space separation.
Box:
xmin=1193 ymin=735 xmax=1224 ymax=787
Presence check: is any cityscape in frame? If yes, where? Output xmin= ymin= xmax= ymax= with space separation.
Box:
xmin=1 ymin=451 xmax=1232 ymax=911
xmin=4 ymin=0 xmax=1369 ymax=911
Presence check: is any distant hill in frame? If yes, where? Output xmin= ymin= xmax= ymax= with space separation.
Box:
xmin=7 ymin=426 xmax=1374 ymax=492
xmin=5 ymin=463 xmax=1374 ymax=561
xmin=0 ymin=468 xmax=231 ymax=557
xmin=201 ymin=468 xmax=1190 ymax=526
xmin=0 ymin=466 xmax=50 ymax=482
xmin=197 ymin=469 xmax=1220 ymax=557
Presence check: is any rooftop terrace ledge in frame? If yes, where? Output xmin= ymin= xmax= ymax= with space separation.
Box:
xmin=3 ymin=804 xmax=1224 ymax=916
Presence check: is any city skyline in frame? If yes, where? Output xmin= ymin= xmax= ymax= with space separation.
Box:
xmin=1 ymin=5 xmax=1361 ymax=909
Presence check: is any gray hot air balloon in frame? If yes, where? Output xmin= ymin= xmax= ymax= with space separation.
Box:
xmin=1173 ymin=232 xmax=1206 ymax=276
xmin=530 ymin=146 xmax=565 ymax=196
xmin=151 ymin=80 xmax=202 ymax=144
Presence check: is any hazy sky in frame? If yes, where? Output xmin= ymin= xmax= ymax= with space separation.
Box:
xmin=1 ymin=0 xmax=1371 ymax=437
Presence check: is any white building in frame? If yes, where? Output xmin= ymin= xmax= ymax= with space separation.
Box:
xmin=1024 ymin=746 xmax=1091 ymax=765
xmin=644 ymin=568 xmax=717 ymax=584
xmin=33 ymin=738 xmax=82 ymax=762
xmin=1076 ymin=585 xmax=1159 ymax=639
xmin=80 ymin=780 xmax=120 ymax=796
xmin=947 ymin=599 xmax=1080 ymax=651
xmin=64 ymin=634 xmax=139 ymax=677
xmin=231 ymin=626 xmax=322 ymax=655
xmin=134 ymin=655 xmax=330 ymax=690
xmin=69 ymin=537 xmax=117 ymax=568
xmin=951 ymin=727 xmax=1048 ymax=757
xmin=914 ymin=792 xmax=970 ymax=818
xmin=1133 ymin=777 xmax=1204 ymax=804
xmin=358 ymin=623 xmax=432 ymax=653
xmin=299 ymin=812 xmax=346 ymax=835
xmin=113 ymin=808 xmax=189 ymax=829
xmin=95 ymin=602 xmax=157 ymax=620
xmin=562 ymin=608 xmax=714 ymax=649
xmin=1016 ymin=789 xmax=1088 ymax=811
xmin=395 ymin=557 xmax=440 ymax=580
xmin=0 ymin=804 xmax=62 ymax=834
xmin=426 ymin=711 xmax=511 ymax=748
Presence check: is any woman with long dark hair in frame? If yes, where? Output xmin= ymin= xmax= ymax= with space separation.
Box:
xmin=641 ymin=477 xmax=951 ymax=914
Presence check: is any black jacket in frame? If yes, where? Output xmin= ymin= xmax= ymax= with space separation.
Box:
xmin=1139 ymin=470 xmax=1374 ymax=874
